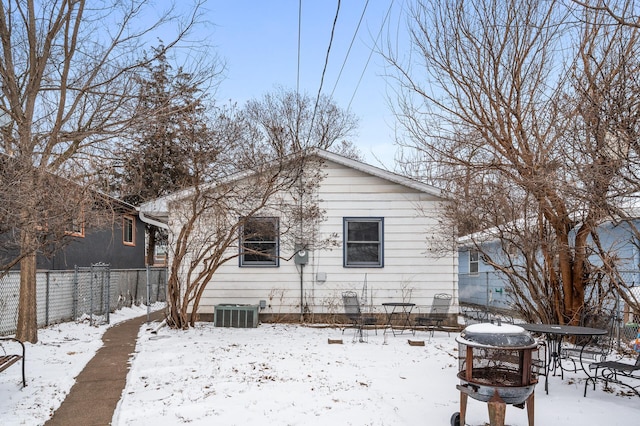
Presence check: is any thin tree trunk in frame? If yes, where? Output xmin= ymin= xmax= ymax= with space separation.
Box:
xmin=16 ymin=244 xmax=38 ymax=343
xmin=16 ymin=170 xmax=39 ymax=343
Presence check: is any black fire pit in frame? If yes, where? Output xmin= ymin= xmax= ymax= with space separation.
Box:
xmin=451 ymin=322 xmax=541 ymax=426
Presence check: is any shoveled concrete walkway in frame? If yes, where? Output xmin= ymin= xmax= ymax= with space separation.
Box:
xmin=45 ymin=311 xmax=164 ymax=426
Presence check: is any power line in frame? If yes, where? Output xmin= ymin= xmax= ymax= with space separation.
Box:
xmin=296 ymin=0 xmax=302 ymax=97
xmin=329 ymin=0 xmax=370 ymax=100
xmin=306 ymin=0 xmax=341 ymax=146
xmin=296 ymin=0 xmax=302 ymax=146
xmin=316 ymin=0 xmax=341 ymax=101
xmin=347 ymin=0 xmax=394 ymax=112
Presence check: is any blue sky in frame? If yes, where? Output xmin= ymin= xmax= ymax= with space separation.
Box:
xmin=200 ymin=1 xmax=408 ymax=168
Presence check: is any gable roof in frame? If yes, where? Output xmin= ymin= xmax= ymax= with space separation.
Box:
xmin=139 ymin=149 xmax=447 ymax=225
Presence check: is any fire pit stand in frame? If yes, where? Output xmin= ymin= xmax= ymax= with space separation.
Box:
xmin=451 ymin=322 xmax=541 ymax=426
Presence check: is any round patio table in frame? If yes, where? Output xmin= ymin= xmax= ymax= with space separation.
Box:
xmin=521 ymin=323 xmax=607 ymax=394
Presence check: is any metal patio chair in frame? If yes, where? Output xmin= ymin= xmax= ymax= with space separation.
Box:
xmin=415 ymin=293 xmax=452 ymax=337
xmin=585 ymin=352 xmax=640 ymax=397
xmin=342 ymin=291 xmax=377 ymax=343
xmin=562 ymin=308 xmax=618 ymax=373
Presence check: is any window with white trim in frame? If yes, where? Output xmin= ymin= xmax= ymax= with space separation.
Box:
xmin=343 ymin=217 xmax=383 ymax=267
xmin=240 ymin=217 xmax=279 ymax=267
xmin=469 ymin=249 xmax=479 ymax=275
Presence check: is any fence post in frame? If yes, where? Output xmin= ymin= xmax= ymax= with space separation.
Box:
xmin=105 ymin=266 xmax=111 ymax=324
xmin=134 ymin=269 xmax=139 ymax=304
xmin=90 ymin=265 xmax=95 ymax=325
xmin=616 ymin=291 xmax=621 ymax=351
xmin=45 ymin=270 xmax=50 ymax=326
xmin=73 ymin=265 xmax=78 ymax=321
xmin=146 ymin=265 xmax=151 ymax=324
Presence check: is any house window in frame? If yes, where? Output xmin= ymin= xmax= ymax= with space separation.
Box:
xmin=469 ymin=249 xmax=479 ymax=275
xmin=66 ymin=211 xmax=85 ymax=237
xmin=240 ymin=217 xmax=279 ymax=267
xmin=154 ymin=243 xmax=167 ymax=266
xmin=123 ymin=215 xmax=135 ymax=246
xmin=344 ymin=217 xmax=383 ymax=267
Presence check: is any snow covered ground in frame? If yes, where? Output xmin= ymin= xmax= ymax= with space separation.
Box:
xmin=1 ymin=306 xmax=640 ymax=425
xmin=0 ymin=305 xmax=155 ymax=425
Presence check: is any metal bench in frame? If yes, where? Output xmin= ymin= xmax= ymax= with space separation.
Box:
xmin=0 ymin=337 xmax=26 ymax=387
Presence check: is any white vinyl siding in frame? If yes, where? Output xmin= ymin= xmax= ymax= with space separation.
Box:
xmin=174 ymin=156 xmax=457 ymax=316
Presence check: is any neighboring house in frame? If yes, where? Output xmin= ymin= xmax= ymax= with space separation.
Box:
xmin=458 ymin=240 xmax=513 ymax=311
xmin=458 ymin=217 xmax=640 ymax=320
xmin=38 ymin=200 xmax=146 ymax=270
xmin=1 ymin=152 xmax=146 ymax=270
xmin=140 ymin=149 xmax=458 ymax=323
xmin=0 ymin=195 xmax=145 ymax=271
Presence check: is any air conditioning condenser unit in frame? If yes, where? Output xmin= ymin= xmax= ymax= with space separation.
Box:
xmin=214 ymin=304 xmax=259 ymax=328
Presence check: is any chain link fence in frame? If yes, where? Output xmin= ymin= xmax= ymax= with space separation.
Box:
xmin=459 ymin=271 xmax=511 ymax=311
xmin=0 ymin=265 xmax=167 ymax=335
xmin=459 ymin=269 xmax=640 ymax=346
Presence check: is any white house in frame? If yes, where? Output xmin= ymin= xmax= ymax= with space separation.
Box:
xmin=140 ymin=150 xmax=457 ymax=324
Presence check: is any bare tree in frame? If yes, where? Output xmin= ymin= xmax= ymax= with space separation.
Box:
xmin=0 ymin=154 xmax=113 ymax=271
xmin=0 ymin=0 xmax=217 ymax=342
xmin=573 ymin=0 xmax=640 ymax=28
xmin=165 ymin=154 xmax=328 ymax=329
xmin=242 ymin=87 xmax=359 ymax=156
xmin=330 ymin=139 xmax=365 ymax=162
xmin=161 ymin=113 xmax=331 ymax=329
xmin=161 ymin=90 xmax=358 ymax=329
xmin=389 ymin=0 xmax=640 ymax=324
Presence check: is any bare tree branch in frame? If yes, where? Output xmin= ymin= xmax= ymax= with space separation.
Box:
xmin=388 ymin=0 xmax=640 ymax=324
xmin=0 ymin=0 xmax=219 ymax=342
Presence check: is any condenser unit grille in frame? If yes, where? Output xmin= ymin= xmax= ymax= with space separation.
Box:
xmin=214 ymin=304 xmax=259 ymax=328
